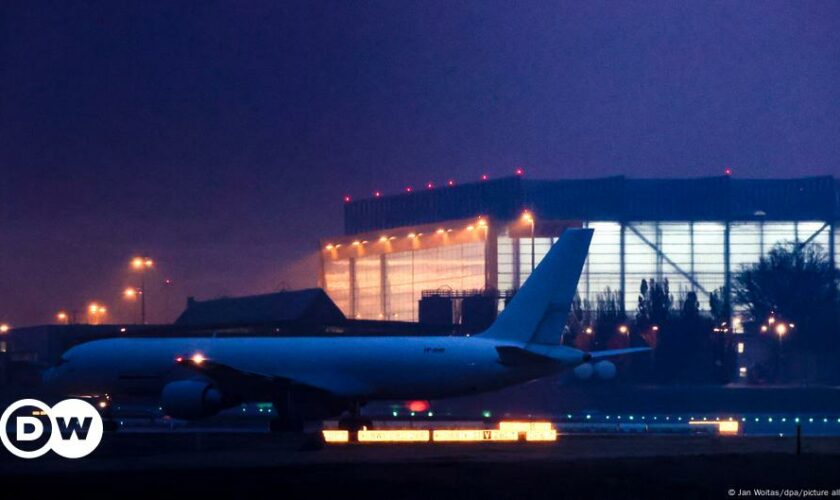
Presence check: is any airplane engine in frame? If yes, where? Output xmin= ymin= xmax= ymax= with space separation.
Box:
xmin=573 ymin=363 xmax=594 ymax=380
xmin=161 ymin=380 xmax=226 ymax=420
xmin=594 ymin=360 xmax=617 ymax=380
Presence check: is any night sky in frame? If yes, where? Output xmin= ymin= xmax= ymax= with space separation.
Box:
xmin=2 ymin=1 xmax=839 ymax=326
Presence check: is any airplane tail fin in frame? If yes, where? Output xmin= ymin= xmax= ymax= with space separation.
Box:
xmin=483 ymin=228 xmax=593 ymax=345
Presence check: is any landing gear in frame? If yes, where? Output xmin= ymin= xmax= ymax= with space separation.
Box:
xmin=270 ymin=394 xmax=305 ymax=433
xmin=269 ymin=415 xmax=304 ymax=433
xmin=337 ymin=400 xmax=372 ymax=432
xmin=337 ymin=417 xmax=373 ymax=432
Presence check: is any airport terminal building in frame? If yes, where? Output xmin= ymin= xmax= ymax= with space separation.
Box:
xmin=319 ymin=175 xmax=839 ymax=327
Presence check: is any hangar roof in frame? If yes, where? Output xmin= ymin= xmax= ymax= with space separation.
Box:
xmin=344 ymin=176 xmax=839 ymax=234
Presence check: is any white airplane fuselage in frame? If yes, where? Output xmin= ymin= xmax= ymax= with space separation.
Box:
xmin=46 ymin=335 xmax=574 ymax=401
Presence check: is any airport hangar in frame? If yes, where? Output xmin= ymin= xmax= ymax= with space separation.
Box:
xmin=320 ymin=174 xmax=840 ymax=331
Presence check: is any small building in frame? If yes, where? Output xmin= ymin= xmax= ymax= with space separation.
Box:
xmin=175 ymin=289 xmax=345 ymax=327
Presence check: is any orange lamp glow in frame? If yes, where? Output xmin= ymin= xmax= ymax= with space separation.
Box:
xmin=432 ymin=429 xmax=518 ymax=442
xmin=357 ymin=430 xmax=429 ymax=443
xmin=322 ymin=430 xmax=350 ymax=443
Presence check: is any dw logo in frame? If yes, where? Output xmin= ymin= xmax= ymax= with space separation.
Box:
xmin=0 ymin=399 xmax=103 ymax=459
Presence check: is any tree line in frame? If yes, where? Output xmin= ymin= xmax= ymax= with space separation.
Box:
xmin=563 ymin=241 xmax=840 ymax=385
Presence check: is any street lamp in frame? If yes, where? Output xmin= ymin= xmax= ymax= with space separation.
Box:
xmin=521 ymin=210 xmax=535 ymax=273
xmin=0 ymin=324 xmax=9 ymax=333
xmin=87 ymin=303 xmax=107 ymax=325
xmin=56 ymin=311 xmax=69 ymax=324
xmin=130 ymin=256 xmax=154 ymax=324
xmin=123 ymin=287 xmax=144 ymax=323
xmin=775 ymin=322 xmax=791 ymax=349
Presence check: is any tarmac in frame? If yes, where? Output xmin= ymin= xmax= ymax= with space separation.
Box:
xmin=3 ymin=433 xmax=840 ymax=499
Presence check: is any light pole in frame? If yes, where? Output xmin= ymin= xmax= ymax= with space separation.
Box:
xmin=130 ymin=256 xmax=154 ymax=324
xmin=522 ymin=211 xmax=535 ymax=273
xmin=123 ymin=287 xmax=143 ymax=324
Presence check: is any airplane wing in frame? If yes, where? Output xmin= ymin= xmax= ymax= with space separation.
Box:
xmin=177 ymin=356 xmax=278 ymax=384
xmin=496 ymin=345 xmax=651 ymax=367
xmin=175 ymin=356 xmax=371 ymax=398
xmin=175 ymin=356 xmax=295 ymax=399
xmin=587 ymin=347 xmax=652 ymax=360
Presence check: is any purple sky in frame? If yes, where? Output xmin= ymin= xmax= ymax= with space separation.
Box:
xmin=2 ymin=1 xmax=839 ymax=326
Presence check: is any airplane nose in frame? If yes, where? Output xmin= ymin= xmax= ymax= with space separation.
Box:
xmin=42 ymin=363 xmax=70 ymax=389
xmin=42 ymin=366 xmax=58 ymax=385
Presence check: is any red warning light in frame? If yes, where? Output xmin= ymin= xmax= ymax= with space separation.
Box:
xmin=515 ymin=167 xmax=524 ymax=176
xmin=374 ymin=191 xmax=381 ymax=198
xmin=447 ymin=179 xmax=455 ymax=187
xmin=426 ymin=182 xmax=434 ymax=189
xmin=405 ymin=186 xmax=413 ymax=193
xmin=724 ymin=168 xmax=733 ymax=176
xmin=343 ymin=195 xmax=352 ymax=203
xmin=480 ymin=174 xmax=488 ymax=181
xmin=407 ymin=400 xmax=430 ymax=412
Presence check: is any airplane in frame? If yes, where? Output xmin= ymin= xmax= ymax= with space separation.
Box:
xmin=43 ymin=228 xmax=649 ymax=431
